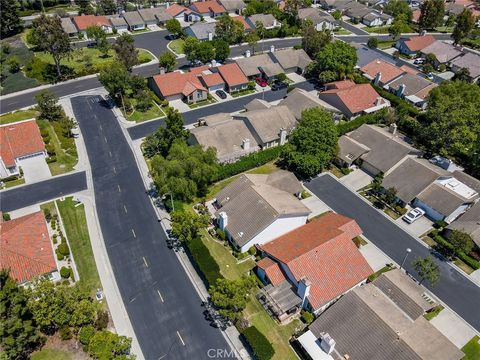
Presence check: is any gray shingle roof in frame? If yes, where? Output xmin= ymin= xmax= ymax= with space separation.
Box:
xmin=186 ymin=21 xmax=216 ymax=39
xmin=447 ymin=201 xmax=480 ymax=247
xmin=61 ymin=17 xmax=77 ymax=34
xmin=259 ymin=62 xmax=284 ymax=77
xmin=218 ymin=0 xmax=246 ymax=11
xmin=298 ymin=7 xmax=336 ymax=25
xmin=271 ymin=48 xmax=312 ymax=71
xmin=338 ymin=135 xmax=370 ymax=164
xmin=109 ymin=16 xmax=128 ymax=27
xmin=236 ymin=53 xmax=274 ymax=77
xmin=417 ymin=182 xmax=469 ymax=216
xmin=421 ymin=41 xmax=463 ymax=63
xmin=387 ymin=73 xmax=435 ymax=98
xmin=451 ymin=52 xmax=480 ymax=79
xmin=123 ymin=11 xmax=145 ymax=26
xmin=244 ymin=99 xmax=272 ymax=112
xmin=278 ymin=88 xmax=339 ymax=119
xmin=451 ymin=170 xmax=480 ymax=195
xmin=248 ymin=13 xmax=277 ymax=28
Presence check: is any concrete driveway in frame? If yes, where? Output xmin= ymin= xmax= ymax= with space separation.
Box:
xmin=430 ymin=308 xmax=478 ymax=348
xmin=339 ymin=168 xmax=373 ymax=191
xmin=17 ymin=156 xmax=51 ymax=183
xmin=395 ymin=215 xmax=433 ymax=238
xmin=168 ymin=99 xmax=191 ymax=113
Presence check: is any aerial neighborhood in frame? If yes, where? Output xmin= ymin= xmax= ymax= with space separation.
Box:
xmin=1 ymin=0 xmax=480 ymax=360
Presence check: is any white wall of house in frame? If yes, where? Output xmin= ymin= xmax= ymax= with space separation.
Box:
xmin=0 ymin=160 xmax=15 ymax=178
xmin=208 ymin=84 xmax=225 ymax=92
xmin=363 ymin=17 xmax=383 ymax=26
xmin=315 ymin=21 xmax=334 ymax=31
xmin=130 ymin=23 xmax=146 ymax=31
xmin=239 ymin=214 xmax=308 ymax=252
xmin=413 ymin=199 xmax=469 ymax=224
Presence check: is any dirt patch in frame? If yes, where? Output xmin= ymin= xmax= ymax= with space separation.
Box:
xmin=42 ymin=334 xmax=90 ymax=360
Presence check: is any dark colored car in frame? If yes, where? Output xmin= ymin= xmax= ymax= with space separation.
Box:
xmin=271 ymin=81 xmax=288 ymax=91
xmin=215 ymin=89 xmax=227 ymax=99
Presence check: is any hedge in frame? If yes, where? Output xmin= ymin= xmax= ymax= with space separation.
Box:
xmin=337 ymin=111 xmax=384 ymax=135
xmin=186 ymin=236 xmax=222 ymax=287
xmin=431 ymin=233 xmax=480 ymax=270
xmin=371 ymin=84 xmax=420 ymax=117
xmin=242 ymin=326 xmax=275 ymax=360
xmin=215 ymin=146 xmax=283 ymax=181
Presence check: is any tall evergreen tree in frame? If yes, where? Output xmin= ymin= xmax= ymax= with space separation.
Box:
xmin=419 ymin=0 xmax=445 ymax=30
xmin=0 ymin=0 xmax=23 ymax=39
xmin=113 ymin=33 xmax=138 ymax=71
xmin=452 ymin=9 xmax=475 ymax=44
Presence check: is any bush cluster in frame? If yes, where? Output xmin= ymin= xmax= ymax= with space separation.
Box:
xmin=242 ymin=326 xmax=275 ymax=360
xmin=337 ymin=111 xmax=384 ymax=135
xmin=430 ymin=233 xmax=480 ymax=269
xmin=186 ymin=236 xmax=222 ymax=287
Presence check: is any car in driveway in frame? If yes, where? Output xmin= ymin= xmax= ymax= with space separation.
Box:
xmin=271 ymin=81 xmax=288 ymax=91
xmin=215 ymin=89 xmax=227 ymax=99
xmin=256 ymin=77 xmax=268 ymax=87
xmin=402 ymin=207 xmax=426 ymax=224
xmin=414 ymin=58 xmax=425 ymax=65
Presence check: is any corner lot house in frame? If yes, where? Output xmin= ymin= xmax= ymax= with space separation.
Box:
xmin=216 ymin=63 xmax=249 ymax=92
xmin=395 ymin=34 xmax=436 ymax=56
xmin=123 ymin=11 xmax=146 ymax=31
xmin=148 ymin=70 xmax=208 ymax=104
xmin=0 ymin=120 xmax=46 ymax=178
xmin=214 ymin=171 xmax=310 ymax=252
xmin=189 ymin=0 xmax=227 ymax=18
xmin=257 ymin=213 xmax=372 ymax=319
xmin=270 ymin=48 xmax=312 ymax=75
xmin=318 ymin=80 xmax=390 ymax=119
xmin=0 ymin=211 xmax=59 ymax=285
xmin=299 ymin=269 xmax=463 ymax=360
xmin=73 ymin=15 xmax=113 ymax=35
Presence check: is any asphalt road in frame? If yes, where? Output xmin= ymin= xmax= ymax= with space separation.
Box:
xmin=71 ymin=96 xmax=231 ymax=360
xmin=339 ymin=20 xmax=370 ymax=36
xmin=128 ymin=79 xmax=317 ymax=140
xmin=0 ymin=171 xmax=87 ymax=212
xmin=305 ymin=175 xmax=480 ymax=332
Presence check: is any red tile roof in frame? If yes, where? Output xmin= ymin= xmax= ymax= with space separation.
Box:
xmin=361 ymin=59 xmax=404 ymax=84
xmin=201 ymin=72 xmax=225 ymax=87
xmin=403 ymin=35 xmax=436 ymax=52
xmin=190 ymin=65 xmax=210 ymax=75
xmin=166 ymin=4 xmax=190 ymax=16
xmin=73 ymin=15 xmax=110 ymax=31
xmin=217 ymin=63 xmax=249 ymax=87
xmin=259 ymin=213 xmax=373 ymax=309
xmin=0 ymin=120 xmax=45 ymax=167
xmin=1 ymin=211 xmax=56 ymax=284
xmin=232 ymin=16 xmax=251 ymax=30
xmin=257 ymin=257 xmax=286 ymax=285
xmin=190 ymin=0 xmax=226 ymax=14
xmin=151 ymin=71 xmax=207 ymax=97
xmin=321 ymin=81 xmax=387 ymax=114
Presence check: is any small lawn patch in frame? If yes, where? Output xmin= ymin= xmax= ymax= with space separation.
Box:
xmin=378 ymin=40 xmax=396 ymax=49
xmin=329 ymin=164 xmax=346 ymax=178
xmin=31 ymin=349 xmax=73 ymax=360
xmin=169 ymin=39 xmax=185 ymax=55
xmin=421 ymin=235 xmax=437 ymax=247
xmin=368 ymin=264 xmax=395 ymax=282
xmin=56 ymin=197 xmax=101 ymax=294
xmin=423 ymin=304 xmax=444 ymax=321
xmin=206 ymin=176 xmax=241 ymax=200
xmin=3 ymin=177 xmax=25 ymax=188
xmin=384 ymin=207 xmax=401 ymax=220
xmin=0 ymin=109 xmax=39 ymax=125
xmin=188 ymin=97 xmax=217 ymax=109
xmin=247 ymin=161 xmax=279 ymax=175
xmin=333 ymin=28 xmax=352 ymax=35
xmin=454 ymin=258 xmax=475 ymax=275
xmin=231 ymin=88 xmax=255 ymax=98
xmin=124 ymin=101 xmax=165 ymax=123
xmin=462 ymin=336 xmax=480 ymax=360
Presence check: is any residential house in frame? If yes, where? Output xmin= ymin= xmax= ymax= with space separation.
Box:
xmin=216 ymin=62 xmax=249 ymax=92
xmin=270 ymin=48 xmax=312 ymax=75
xmin=214 ymin=171 xmax=310 ymax=252
xmin=231 ymin=15 xmax=252 ymax=31
xmin=385 ymin=73 xmax=437 ymax=109
xmin=123 ymin=11 xmax=146 ymax=31
xmin=257 ymin=213 xmax=372 ymax=318
xmin=138 ymin=7 xmax=172 ymax=26
xmin=259 ymin=62 xmax=285 ymax=81
xmin=165 ymin=4 xmax=193 ymax=21
xmin=244 ymin=98 xmax=272 ymax=111
xmin=337 ymin=124 xmax=420 ymax=175
xmin=318 ymin=80 xmax=390 ymax=119
xmin=235 ymin=53 xmax=276 ymax=78
xmin=420 ymin=41 xmax=463 ymax=67
xmin=218 ymin=0 xmax=246 ymax=14
xmin=246 ymin=14 xmax=280 ymax=29
xmin=451 ymin=52 xmax=480 ymax=83
xmin=362 ymin=10 xmax=393 ymax=26
xmin=278 ymin=88 xmax=340 ymax=120
xmin=0 ymin=120 xmax=46 ymax=178
xmin=298 ymin=270 xmax=463 ymax=360
xmin=360 ymin=58 xmax=405 ymax=86
xmin=297 ymin=8 xmax=337 ymax=31
xmin=148 ymin=70 xmax=208 ymax=104
xmin=199 ymin=71 xmax=225 ymax=92
xmin=61 ymin=17 xmax=78 ymax=37
xmin=189 ymin=0 xmax=227 ymax=18
xmin=184 ymin=21 xmax=217 ymax=40
xmin=319 ymin=0 xmax=354 ymax=10
xmin=0 ymin=211 xmax=59 ymax=285
xmin=108 ymin=16 xmax=129 ymax=32
xmin=446 ymin=201 xmax=480 ymax=248
xmin=73 ymin=15 xmax=113 ymax=35
xmin=395 ymin=34 xmax=436 ymax=56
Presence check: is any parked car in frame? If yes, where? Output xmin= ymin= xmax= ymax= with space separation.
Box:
xmin=413 ymin=58 xmax=425 ymax=65
xmin=215 ymin=89 xmax=227 ymax=99
xmin=255 ymin=77 xmax=268 ymax=87
xmin=271 ymin=81 xmax=288 ymax=91
xmin=425 ymin=72 xmax=434 ymax=80
xmin=402 ymin=207 xmax=425 ymax=224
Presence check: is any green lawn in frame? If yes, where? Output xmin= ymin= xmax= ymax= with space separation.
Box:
xmin=3 ymin=177 xmax=26 ymax=188
xmin=188 ymin=97 xmax=217 ymax=109
xmin=454 ymin=258 xmax=475 ymax=275
xmin=124 ymin=102 xmax=165 ymax=122
xmin=56 ymin=197 xmax=101 ymax=294
xmin=423 ymin=305 xmax=444 ymax=321
xmin=462 ymin=336 xmax=480 ymax=360
xmin=368 ymin=264 xmax=395 ymax=282
xmin=435 ymin=26 xmax=454 ymax=33
xmin=31 ymin=349 xmax=73 ymax=360
xmin=0 ymin=109 xmax=39 ymax=125
xmin=365 ymin=26 xmax=391 ymax=34
xmin=37 ymin=120 xmax=78 ymax=176
xmin=231 ymin=89 xmax=255 ymax=98
xmin=334 ymin=28 xmax=352 ymax=35
xmin=378 ymin=40 xmax=396 ymax=49
xmin=169 ymin=39 xmax=185 ymax=55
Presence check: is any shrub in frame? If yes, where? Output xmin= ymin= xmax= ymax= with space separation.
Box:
xmin=1 ymin=175 xmax=19 ymax=182
xmin=216 ymin=228 xmax=226 ymax=241
xmin=43 ymin=208 xmax=52 ymax=222
xmin=186 ymin=236 xmax=222 ymax=287
xmin=337 ymin=111 xmax=384 ymax=135
xmin=434 ymin=220 xmax=448 ymax=229
xmin=57 ymin=242 xmax=70 ymax=256
xmin=458 ymin=252 xmax=480 ymax=270
xmin=56 ymin=249 xmax=65 ymax=261
xmin=248 ymin=246 xmax=257 ymax=256
xmin=46 ymin=156 xmax=57 ymax=163
xmin=371 ymin=84 xmax=420 ymax=117
xmin=60 ymin=266 xmax=71 ymax=279
xmin=301 ymin=310 xmax=314 ymax=325
xmin=2 ymin=213 xmax=11 ymax=221
xmin=367 ymin=37 xmax=378 ymax=49
xmin=438 ymin=64 xmax=446 ymax=72
xmin=242 ymin=326 xmax=275 ymax=360
xmin=395 ymin=206 xmax=408 ymax=215
xmin=79 ymin=325 xmax=95 ymax=346
xmin=95 ymin=310 xmax=109 ymax=330
xmin=59 ymin=326 xmax=73 ymax=340
xmin=52 ymin=234 xmax=58 ymax=244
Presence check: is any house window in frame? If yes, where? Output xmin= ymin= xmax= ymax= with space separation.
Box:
xmin=197 ymin=92 xmax=202 ymax=99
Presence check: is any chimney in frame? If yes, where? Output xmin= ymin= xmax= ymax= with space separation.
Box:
xmin=270 ymin=44 xmax=275 ymax=52
xmin=374 ymin=72 xmax=382 ymax=85
xmin=389 ymin=123 xmax=397 ymax=135
xmin=320 ymin=333 xmax=336 ymax=355
xmin=242 ymin=138 xmax=250 ymax=150
xmin=208 ymin=31 xmax=213 ymax=41
xmin=279 ymin=128 xmax=287 ymax=145
xmin=218 ymin=211 xmax=228 ymax=230
xmin=245 ymin=49 xmax=251 ymax=57
xmin=166 ymin=2 xmax=170 ymax=8
xmin=396 ymin=83 xmax=406 ymax=97
xmin=297 ymin=277 xmax=311 ymax=308
xmin=211 ymin=59 xmax=217 ymax=68
xmin=159 ymin=67 xmax=166 ymax=74
xmin=375 ymin=96 xmax=383 ymax=106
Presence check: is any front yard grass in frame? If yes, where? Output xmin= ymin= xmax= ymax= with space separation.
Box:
xmin=462 ymin=336 xmax=480 ymax=360
xmin=56 ymin=197 xmax=101 ymax=294
xmin=124 ymin=101 xmax=165 ymax=122
xmin=454 ymin=258 xmax=475 ymax=275
xmin=31 ymin=349 xmax=73 ymax=360
xmin=3 ymin=177 xmax=26 ymax=188
xmin=169 ymin=39 xmax=185 ymax=54
xmin=423 ymin=304 xmax=444 ymax=321
xmin=333 ymin=28 xmax=352 ymax=35
xmin=378 ymin=40 xmax=396 ymax=49
xmin=188 ymin=97 xmax=217 ymax=109
xmin=368 ymin=264 xmax=395 ymax=282
xmin=0 ymin=109 xmax=39 ymax=125
xmin=231 ymin=88 xmax=255 ymax=98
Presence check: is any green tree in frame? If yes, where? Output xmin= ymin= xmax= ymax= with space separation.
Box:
xmin=210 ymin=276 xmax=256 ymax=322
xmin=367 ymin=37 xmax=378 ymax=48
xmin=79 ymin=325 xmax=96 ymax=346
xmin=30 ymin=14 xmax=72 ymax=78
xmin=452 ymin=9 xmax=475 ymax=44
xmin=284 ymin=0 xmax=307 ymax=22
xmin=413 ymin=256 xmax=440 ymax=285
xmin=98 ymin=65 xmax=131 ymax=102
xmin=77 ymin=0 xmax=95 ymax=15
xmin=419 ymin=0 xmax=445 ymax=30
xmin=384 ymin=0 xmax=412 ymax=21
xmin=309 ymin=41 xmax=357 ymax=82
xmin=453 ymin=67 xmax=471 ymax=82
xmin=184 ymin=36 xmax=200 ymax=62
xmin=86 ymin=25 xmax=110 ymax=57
xmin=97 ymin=0 xmax=117 ymax=15
xmin=245 ymin=31 xmax=260 ymax=54
xmin=88 ymin=330 xmax=134 ymax=360
xmin=70 ymin=299 xmax=97 ymax=328
xmin=158 ymin=51 xmax=176 ymax=72
xmin=113 ymin=33 xmax=138 ymax=71
xmin=165 ymin=18 xmax=183 ymax=38
xmin=332 ymin=10 xmax=342 ymax=20
xmin=213 ymin=39 xmax=230 ymax=61
xmin=389 ymin=16 xmax=410 ymax=40
xmin=194 ymin=41 xmax=215 ymax=63
xmin=0 ymin=270 xmax=43 ymax=359
xmin=282 ymin=108 xmax=338 ymax=178
xmin=6 ymin=55 xmax=21 ymax=72
xmin=171 ymin=211 xmax=210 ymax=243
xmin=449 ymin=230 xmax=474 ymax=255
xmin=35 ymin=90 xmax=63 ymax=121
xmin=143 ymin=108 xmax=189 ymax=158
xmin=302 ymin=25 xmax=332 ymax=57
xmin=215 ymin=14 xmax=244 ymax=44
xmin=0 ymin=0 xmax=22 ymax=39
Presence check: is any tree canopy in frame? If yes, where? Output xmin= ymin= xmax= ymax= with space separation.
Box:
xmin=171 ymin=210 xmax=210 ymax=243
xmin=113 ymin=33 xmax=138 ymax=71
xmin=35 ymin=90 xmax=63 ymax=122
xmin=158 ymin=51 xmax=177 ymax=72
xmin=0 ymin=0 xmax=22 ymax=39
xmin=215 ymin=15 xmax=245 ymax=44
xmin=448 ymin=230 xmax=475 ymax=255
xmin=419 ymin=0 xmax=445 ymax=30
xmin=210 ymin=276 xmax=256 ymax=322
xmin=301 ymin=25 xmax=332 ymax=57
xmin=88 ymin=330 xmax=134 ymax=360
xmin=308 ymin=41 xmax=357 ymax=83
xmin=282 ymin=107 xmax=338 ymax=178
xmin=413 ymin=256 xmax=440 ymax=285
xmin=165 ymin=18 xmax=183 ymax=38
xmin=384 ymin=0 xmax=412 ymax=20
xmin=452 ymin=9 xmax=475 ymax=44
